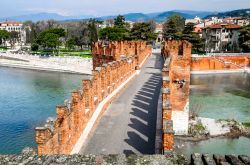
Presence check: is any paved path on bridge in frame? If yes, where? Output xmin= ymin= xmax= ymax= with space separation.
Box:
xmin=80 ymin=53 xmax=163 ymax=155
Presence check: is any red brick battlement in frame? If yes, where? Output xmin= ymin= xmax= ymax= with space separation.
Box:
xmin=161 ymin=40 xmax=192 ymax=153
xmin=35 ymin=41 xmax=152 ymax=155
xmin=92 ymin=41 xmax=151 ymax=69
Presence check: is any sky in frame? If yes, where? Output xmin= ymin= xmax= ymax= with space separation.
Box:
xmin=1 ymin=0 xmax=250 ymax=17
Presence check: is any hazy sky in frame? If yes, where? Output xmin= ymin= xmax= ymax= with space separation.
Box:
xmin=1 ymin=0 xmax=250 ymax=17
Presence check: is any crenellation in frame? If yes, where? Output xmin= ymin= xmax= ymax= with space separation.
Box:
xmin=161 ymin=40 xmax=192 ymax=153
xmin=35 ymin=40 xmax=151 ymax=155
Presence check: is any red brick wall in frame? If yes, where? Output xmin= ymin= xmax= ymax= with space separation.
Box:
xmin=161 ymin=40 xmax=192 ymax=153
xmin=35 ymin=41 xmax=152 ymax=155
xmin=191 ymin=56 xmax=250 ymax=71
xmin=92 ymin=41 xmax=151 ymax=69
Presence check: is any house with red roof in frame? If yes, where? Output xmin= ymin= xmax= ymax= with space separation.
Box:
xmin=202 ymin=22 xmax=242 ymax=53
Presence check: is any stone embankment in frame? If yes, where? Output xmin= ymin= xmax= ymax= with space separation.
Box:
xmin=35 ymin=41 xmax=152 ymax=155
xmin=177 ymin=117 xmax=250 ymax=142
xmin=0 ymin=52 xmax=92 ymax=74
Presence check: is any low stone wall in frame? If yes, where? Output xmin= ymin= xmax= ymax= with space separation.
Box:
xmin=160 ymin=40 xmax=192 ymax=153
xmin=191 ymin=56 xmax=250 ymax=71
xmin=0 ymin=53 xmax=92 ymax=74
xmin=0 ymin=148 xmax=187 ymax=164
xmin=35 ymin=41 xmax=152 ymax=155
xmin=1 ymin=148 xmax=249 ymax=164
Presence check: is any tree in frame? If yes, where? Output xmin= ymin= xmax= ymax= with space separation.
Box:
xmin=129 ymin=22 xmax=157 ymax=41
xmin=114 ymin=15 xmax=126 ymax=28
xmin=9 ymin=31 xmax=20 ymax=48
xmin=66 ymin=38 xmax=76 ymax=50
xmin=0 ymin=30 xmax=10 ymax=46
xmin=88 ymin=19 xmax=98 ymax=47
xmin=46 ymin=28 xmax=65 ymax=37
xmin=99 ymin=27 xmax=128 ymax=41
xmin=163 ymin=15 xmax=185 ymax=40
xmin=34 ymin=28 xmax=65 ymax=53
xmin=148 ymin=20 xmax=156 ymax=33
xmin=239 ymin=25 xmax=250 ymax=52
xmin=43 ymin=33 xmax=61 ymax=53
xmin=182 ymin=23 xmax=205 ymax=53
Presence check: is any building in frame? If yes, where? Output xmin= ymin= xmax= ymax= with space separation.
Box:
xmin=224 ymin=17 xmax=250 ymax=27
xmin=185 ymin=16 xmax=202 ymax=25
xmin=98 ymin=19 xmax=114 ymax=29
xmin=0 ymin=21 xmax=26 ymax=48
xmin=0 ymin=21 xmax=22 ymax=32
xmin=155 ymin=23 xmax=163 ymax=48
xmin=203 ymin=22 xmax=242 ymax=53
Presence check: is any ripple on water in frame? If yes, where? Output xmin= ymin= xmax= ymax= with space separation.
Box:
xmin=0 ymin=67 xmax=87 ymax=154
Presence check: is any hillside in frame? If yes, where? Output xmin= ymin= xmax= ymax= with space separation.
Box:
xmin=205 ymin=8 xmax=250 ymax=18
xmin=1 ymin=9 xmax=248 ymax=23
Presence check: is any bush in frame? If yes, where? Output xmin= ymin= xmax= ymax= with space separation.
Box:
xmin=243 ymin=122 xmax=250 ymax=127
xmin=31 ymin=43 xmax=39 ymax=51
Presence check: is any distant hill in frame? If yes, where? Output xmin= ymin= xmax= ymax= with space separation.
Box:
xmin=0 ymin=13 xmax=92 ymax=22
xmin=2 ymin=9 xmax=248 ymax=23
xmin=96 ymin=10 xmax=215 ymax=22
xmin=205 ymin=9 xmax=250 ymax=18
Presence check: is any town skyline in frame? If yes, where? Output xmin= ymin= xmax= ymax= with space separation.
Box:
xmin=1 ymin=0 xmax=250 ymax=17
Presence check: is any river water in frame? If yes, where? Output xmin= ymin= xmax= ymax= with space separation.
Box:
xmin=1 ymin=67 xmax=250 ymax=155
xmin=0 ymin=67 xmax=87 ymax=154
xmin=190 ymin=73 xmax=250 ymax=122
xmin=180 ymin=73 xmax=250 ymax=156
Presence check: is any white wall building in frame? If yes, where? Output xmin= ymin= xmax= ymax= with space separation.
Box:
xmin=185 ymin=16 xmax=202 ymax=25
xmin=0 ymin=21 xmax=26 ymax=48
xmin=203 ymin=22 xmax=242 ymax=53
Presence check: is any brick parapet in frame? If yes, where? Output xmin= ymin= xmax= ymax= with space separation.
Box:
xmin=35 ymin=41 xmax=152 ymax=155
xmin=92 ymin=41 xmax=152 ymax=69
xmin=161 ymin=40 xmax=192 ymax=153
xmin=191 ymin=56 xmax=250 ymax=71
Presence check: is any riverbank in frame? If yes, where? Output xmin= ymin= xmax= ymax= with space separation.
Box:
xmin=0 ymin=53 xmax=92 ymax=75
xmin=175 ymin=117 xmax=250 ymax=142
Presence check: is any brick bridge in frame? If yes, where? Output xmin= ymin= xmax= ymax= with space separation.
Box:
xmin=35 ymin=40 xmax=250 ymax=155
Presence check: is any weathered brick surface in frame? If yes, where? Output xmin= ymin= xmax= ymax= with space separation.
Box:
xmin=92 ymin=41 xmax=151 ymax=69
xmin=191 ymin=56 xmax=250 ymax=70
xmin=35 ymin=41 xmax=152 ymax=155
xmin=161 ymin=40 xmax=192 ymax=153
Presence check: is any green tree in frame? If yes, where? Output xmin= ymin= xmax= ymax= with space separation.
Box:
xmin=66 ymin=38 xmax=76 ymax=50
xmin=46 ymin=28 xmax=65 ymax=37
xmin=114 ymin=15 xmax=126 ymax=28
xmin=129 ymin=22 xmax=157 ymax=41
xmin=182 ymin=23 xmax=205 ymax=53
xmin=88 ymin=19 xmax=98 ymax=47
xmin=0 ymin=30 xmax=10 ymax=46
xmin=239 ymin=25 xmax=250 ymax=52
xmin=99 ymin=27 xmax=128 ymax=41
xmin=9 ymin=31 xmax=19 ymax=48
xmin=43 ymin=33 xmax=61 ymax=53
xmin=34 ymin=28 xmax=65 ymax=53
xmin=163 ymin=15 xmax=185 ymax=40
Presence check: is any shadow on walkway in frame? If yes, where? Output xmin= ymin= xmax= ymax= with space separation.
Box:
xmin=124 ymin=53 xmax=163 ymax=155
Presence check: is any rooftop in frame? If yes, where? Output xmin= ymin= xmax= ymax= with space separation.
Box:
xmin=205 ymin=22 xmax=242 ymax=29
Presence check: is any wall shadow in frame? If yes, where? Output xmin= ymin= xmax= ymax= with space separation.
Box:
xmin=124 ymin=53 xmax=163 ymax=154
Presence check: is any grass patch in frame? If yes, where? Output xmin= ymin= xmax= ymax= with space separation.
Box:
xmin=58 ymin=53 xmax=92 ymax=58
xmin=195 ymin=123 xmax=205 ymax=131
xmin=243 ymin=122 xmax=250 ymax=127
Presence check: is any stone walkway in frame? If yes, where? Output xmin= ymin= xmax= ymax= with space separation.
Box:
xmin=80 ymin=53 xmax=163 ymax=155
